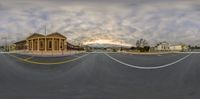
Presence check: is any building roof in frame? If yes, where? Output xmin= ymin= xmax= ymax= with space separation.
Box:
xmin=14 ymin=32 xmax=67 ymax=45
xmin=26 ymin=32 xmax=66 ymax=39
xmin=47 ymin=32 xmax=67 ymax=39
xmin=14 ymin=40 xmax=26 ymax=44
xmin=27 ymin=33 xmax=45 ymax=39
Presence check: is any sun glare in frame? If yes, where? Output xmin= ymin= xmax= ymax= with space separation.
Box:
xmin=83 ymin=39 xmax=132 ymax=47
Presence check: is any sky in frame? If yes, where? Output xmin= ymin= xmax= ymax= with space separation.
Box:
xmin=0 ymin=0 xmax=200 ymax=46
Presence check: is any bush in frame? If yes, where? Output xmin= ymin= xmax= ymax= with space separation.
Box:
xmin=138 ymin=46 xmax=150 ymax=52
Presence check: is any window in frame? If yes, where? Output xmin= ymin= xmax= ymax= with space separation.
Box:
xmin=40 ymin=40 xmax=44 ymax=49
xmin=49 ymin=41 xmax=52 ymax=49
xmin=60 ymin=41 xmax=63 ymax=49
xmin=55 ymin=40 xmax=58 ymax=50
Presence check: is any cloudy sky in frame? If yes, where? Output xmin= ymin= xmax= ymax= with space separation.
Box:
xmin=0 ymin=0 xmax=200 ymax=46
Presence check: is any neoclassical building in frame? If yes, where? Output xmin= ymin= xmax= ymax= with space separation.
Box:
xmin=26 ymin=32 xmax=67 ymax=51
xmin=14 ymin=32 xmax=84 ymax=52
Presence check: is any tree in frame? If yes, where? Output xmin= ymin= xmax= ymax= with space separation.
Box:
xmin=136 ymin=40 xmax=140 ymax=48
xmin=130 ymin=46 xmax=136 ymax=50
xmin=135 ymin=38 xmax=150 ymax=52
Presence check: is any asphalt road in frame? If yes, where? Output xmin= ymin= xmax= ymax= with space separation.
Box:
xmin=0 ymin=52 xmax=200 ymax=99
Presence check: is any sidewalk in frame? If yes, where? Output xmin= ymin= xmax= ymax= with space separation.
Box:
xmin=8 ymin=50 xmax=86 ymax=57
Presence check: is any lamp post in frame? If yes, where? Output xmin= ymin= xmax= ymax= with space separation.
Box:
xmin=2 ymin=37 xmax=8 ymax=52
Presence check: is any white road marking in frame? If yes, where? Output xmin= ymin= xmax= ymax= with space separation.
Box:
xmin=104 ymin=53 xmax=192 ymax=70
xmin=0 ymin=52 xmax=17 ymax=54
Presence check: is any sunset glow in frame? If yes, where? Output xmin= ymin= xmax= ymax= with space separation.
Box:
xmin=83 ymin=39 xmax=132 ymax=47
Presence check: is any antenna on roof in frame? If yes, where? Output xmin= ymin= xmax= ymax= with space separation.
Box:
xmin=45 ymin=24 xmax=47 ymax=36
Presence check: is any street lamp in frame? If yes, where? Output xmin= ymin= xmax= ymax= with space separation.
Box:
xmin=2 ymin=37 xmax=8 ymax=52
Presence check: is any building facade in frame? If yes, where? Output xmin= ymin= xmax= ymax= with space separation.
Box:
xmin=14 ymin=32 xmax=67 ymax=52
xmin=169 ymin=44 xmax=189 ymax=51
xmin=155 ymin=41 xmax=170 ymax=51
xmin=67 ymin=42 xmax=84 ymax=50
xmin=14 ymin=40 xmax=26 ymax=50
xmin=26 ymin=32 xmax=67 ymax=52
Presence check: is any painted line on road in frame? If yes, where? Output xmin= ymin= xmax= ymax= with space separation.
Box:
xmin=8 ymin=53 xmax=89 ymax=65
xmin=0 ymin=52 xmax=19 ymax=54
xmin=10 ymin=53 xmax=35 ymax=60
xmin=104 ymin=53 xmax=192 ymax=70
xmin=24 ymin=56 xmax=34 ymax=60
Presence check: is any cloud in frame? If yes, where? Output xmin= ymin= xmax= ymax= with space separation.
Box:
xmin=0 ymin=0 xmax=200 ymax=46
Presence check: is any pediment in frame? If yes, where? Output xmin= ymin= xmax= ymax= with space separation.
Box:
xmin=47 ymin=32 xmax=66 ymax=39
xmin=27 ymin=33 xmax=45 ymax=39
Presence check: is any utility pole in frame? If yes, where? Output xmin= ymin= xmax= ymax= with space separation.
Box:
xmin=44 ymin=24 xmax=47 ymax=36
xmin=2 ymin=37 xmax=8 ymax=52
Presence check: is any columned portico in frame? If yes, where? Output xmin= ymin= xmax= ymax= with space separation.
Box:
xmin=59 ymin=38 xmax=61 ymax=51
xmin=37 ymin=38 xmax=40 ymax=51
xmin=31 ymin=39 xmax=33 ymax=51
xmin=44 ymin=37 xmax=47 ymax=51
xmin=52 ymin=38 xmax=54 ymax=51
xmin=26 ymin=32 xmax=67 ymax=52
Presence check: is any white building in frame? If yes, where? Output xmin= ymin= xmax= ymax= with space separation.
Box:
xmin=155 ymin=41 xmax=170 ymax=51
xmin=169 ymin=44 xmax=189 ymax=51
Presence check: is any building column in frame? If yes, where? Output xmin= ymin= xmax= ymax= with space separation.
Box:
xmin=59 ymin=38 xmax=61 ymax=51
xmin=26 ymin=40 xmax=29 ymax=51
xmin=64 ymin=39 xmax=67 ymax=51
xmin=52 ymin=38 xmax=54 ymax=51
xmin=37 ymin=38 xmax=40 ymax=51
xmin=44 ymin=38 xmax=46 ymax=51
xmin=32 ymin=39 xmax=34 ymax=51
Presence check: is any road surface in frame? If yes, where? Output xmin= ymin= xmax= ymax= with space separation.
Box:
xmin=0 ymin=52 xmax=200 ymax=99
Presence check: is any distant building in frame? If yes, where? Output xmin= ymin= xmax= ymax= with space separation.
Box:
xmin=14 ymin=40 xmax=26 ymax=50
xmin=155 ymin=41 xmax=170 ymax=51
xmin=9 ymin=44 xmax=16 ymax=51
xmin=67 ymin=42 xmax=84 ymax=50
xmin=154 ymin=42 xmax=189 ymax=52
xmin=169 ymin=44 xmax=189 ymax=51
